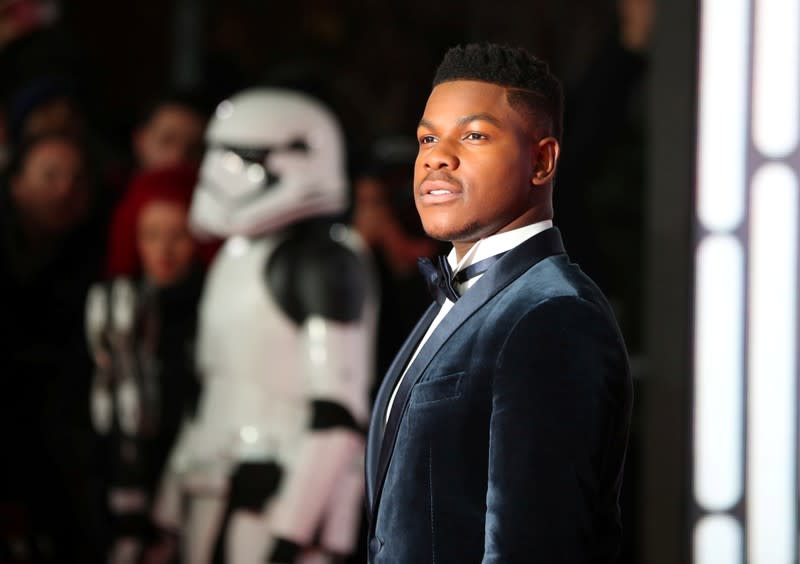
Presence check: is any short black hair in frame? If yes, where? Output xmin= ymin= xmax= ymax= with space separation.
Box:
xmin=433 ymin=43 xmax=564 ymax=141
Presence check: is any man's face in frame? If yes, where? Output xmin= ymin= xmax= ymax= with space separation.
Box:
xmin=11 ymin=138 xmax=90 ymax=236
xmin=414 ymin=80 xmax=550 ymax=253
xmin=135 ymin=104 xmax=205 ymax=171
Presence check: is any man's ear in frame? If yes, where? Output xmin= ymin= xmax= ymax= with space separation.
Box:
xmin=531 ymin=137 xmax=560 ymax=186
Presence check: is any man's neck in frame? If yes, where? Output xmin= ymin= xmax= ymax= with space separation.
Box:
xmin=453 ymin=241 xmax=476 ymax=264
xmin=452 ymin=218 xmax=553 ymax=262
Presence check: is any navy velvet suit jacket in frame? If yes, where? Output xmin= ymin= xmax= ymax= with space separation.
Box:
xmin=365 ymin=228 xmax=632 ymax=563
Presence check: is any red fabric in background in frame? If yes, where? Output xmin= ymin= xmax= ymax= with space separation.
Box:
xmin=105 ymin=165 xmax=220 ymax=277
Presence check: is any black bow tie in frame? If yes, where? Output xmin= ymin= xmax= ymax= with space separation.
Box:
xmin=417 ymin=252 xmax=507 ymax=305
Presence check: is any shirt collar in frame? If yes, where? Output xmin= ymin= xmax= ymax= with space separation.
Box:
xmin=447 ymin=219 xmax=554 ymax=273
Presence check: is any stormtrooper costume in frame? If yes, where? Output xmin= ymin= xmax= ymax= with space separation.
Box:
xmin=153 ymin=89 xmax=376 ymax=564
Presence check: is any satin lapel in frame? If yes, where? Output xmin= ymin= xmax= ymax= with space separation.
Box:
xmin=369 ymin=227 xmax=566 ymax=522
xmin=365 ymin=302 xmax=439 ymax=507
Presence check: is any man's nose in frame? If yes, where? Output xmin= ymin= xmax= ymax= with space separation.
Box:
xmin=424 ymin=142 xmax=459 ymax=170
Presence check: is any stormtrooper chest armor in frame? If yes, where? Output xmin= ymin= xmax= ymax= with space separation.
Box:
xmin=191 ymin=234 xmax=306 ymax=465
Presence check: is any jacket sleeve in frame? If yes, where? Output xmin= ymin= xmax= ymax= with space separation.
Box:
xmin=482 ymin=296 xmax=630 ymax=563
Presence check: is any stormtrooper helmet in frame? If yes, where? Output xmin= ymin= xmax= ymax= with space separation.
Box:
xmin=190 ymin=88 xmax=348 ymax=237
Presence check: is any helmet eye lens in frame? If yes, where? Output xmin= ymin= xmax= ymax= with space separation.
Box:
xmin=287 ymin=139 xmax=309 ymax=153
xmin=225 ymin=146 xmax=271 ymax=164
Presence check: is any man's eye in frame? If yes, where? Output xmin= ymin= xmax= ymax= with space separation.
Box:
xmin=419 ymin=135 xmax=436 ymax=144
xmin=465 ymin=132 xmax=487 ymax=141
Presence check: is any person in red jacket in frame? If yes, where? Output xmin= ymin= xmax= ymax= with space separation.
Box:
xmin=86 ymin=165 xmax=217 ymax=564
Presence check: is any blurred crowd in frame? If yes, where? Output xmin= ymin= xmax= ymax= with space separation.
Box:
xmin=0 ymin=0 xmax=651 ymax=562
xmin=0 ymin=76 xmax=213 ymax=563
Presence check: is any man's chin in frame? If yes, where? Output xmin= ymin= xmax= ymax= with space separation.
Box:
xmin=421 ymin=221 xmax=481 ymax=244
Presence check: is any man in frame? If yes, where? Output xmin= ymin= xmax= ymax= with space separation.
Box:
xmin=132 ymin=93 xmax=207 ymax=172
xmin=365 ymin=43 xmax=632 ymax=563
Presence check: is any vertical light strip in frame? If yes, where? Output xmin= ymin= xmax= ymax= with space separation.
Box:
xmin=747 ymin=163 xmax=798 ymax=564
xmin=694 ymin=515 xmax=744 ymax=564
xmin=696 ymin=0 xmax=750 ymax=231
xmin=752 ymin=0 xmax=800 ymax=157
xmin=693 ymin=236 xmax=744 ymax=510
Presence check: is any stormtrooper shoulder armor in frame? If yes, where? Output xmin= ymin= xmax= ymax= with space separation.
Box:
xmin=265 ymin=221 xmax=367 ymax=325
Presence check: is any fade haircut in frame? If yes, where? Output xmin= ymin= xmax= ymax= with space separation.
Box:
xmin=432 ymin=43 xmax=564 ymax=141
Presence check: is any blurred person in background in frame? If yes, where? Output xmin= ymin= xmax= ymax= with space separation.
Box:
xmin=100 ymin=93 xmax=209 ymax=230
xmin=555 ymin=0 xmax=653 ymax=354
xmin=86 ymin=165 xmax=215 ymax=564
xmin=131 ymin=93 xmax=208 ymax=174
xmin=7 ymin=73 xmax=126 ymax=226
xmin=0 ymin=131 xmax=105 ymax=562
xmin=7 ymin=74 xmax=87 ymax=147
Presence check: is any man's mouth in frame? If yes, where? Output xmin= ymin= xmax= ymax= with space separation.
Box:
xmin=419 ymin=179 xmax=461 ymax=203
xmin=420 ymin=179 xmax=460 ymax=194
xmin=422 ymin=182 xmax=456 ymax=196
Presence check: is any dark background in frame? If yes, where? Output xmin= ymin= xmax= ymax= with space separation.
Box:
xmin=3 ymin=0 xmax=618 ymax=151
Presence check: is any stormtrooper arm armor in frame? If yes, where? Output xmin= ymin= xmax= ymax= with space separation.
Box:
xmin=266 ymin=227 xmax=375 ymax=553
xmin=269 ymin=317 xmax=369 ymax=546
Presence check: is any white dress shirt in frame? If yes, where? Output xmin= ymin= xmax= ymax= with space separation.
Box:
xmin=384 ymin=220 xmax=554 ymax=422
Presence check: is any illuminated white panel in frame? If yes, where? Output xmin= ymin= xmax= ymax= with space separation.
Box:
xmin=696 ymin=0 xmax=750 ymax=231
xmin=694 ymin=515 xmax=743 ymax=564
xmin=747 ymin=163 xmax=798 ymax=564
xmin=752 ymin=0 xmax=799 ymax=157
xmin=693 ymin=236 xmax=744 ymax=510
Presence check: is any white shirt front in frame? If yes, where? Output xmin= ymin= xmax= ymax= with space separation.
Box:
xmin=384 ymin=220 xmax=554 ymax=422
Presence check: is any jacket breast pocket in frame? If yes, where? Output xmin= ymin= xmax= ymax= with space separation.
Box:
xmin=410 ymin=372 xmax=464 ymax=406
